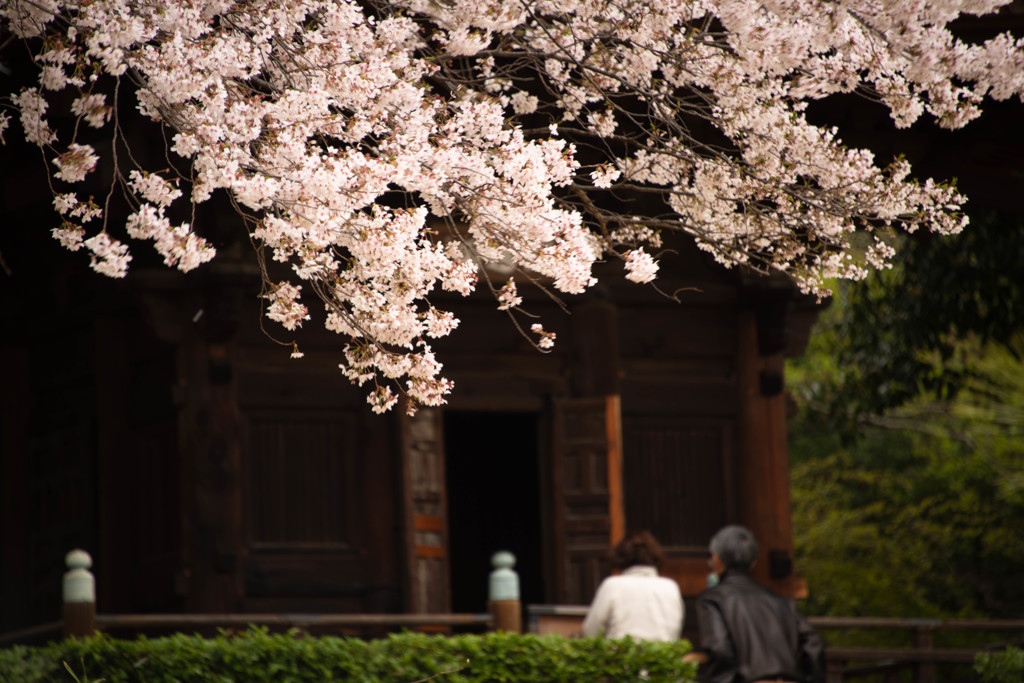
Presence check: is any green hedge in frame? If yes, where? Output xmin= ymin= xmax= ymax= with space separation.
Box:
xmin=0 ymin=628 xmax=697 ymax=682
xmin=975 ymin=647 xmax=1024 ymax=683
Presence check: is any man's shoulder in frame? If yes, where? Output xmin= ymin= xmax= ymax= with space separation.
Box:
xmin=695 ymin=582 xmax=730 ymax=605
xmin=698 ymin=573 xmax=783 ymax=603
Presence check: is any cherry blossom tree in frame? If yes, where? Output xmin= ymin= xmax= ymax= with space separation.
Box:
xmin=2 ymin=0 xmax=1023 ymax=413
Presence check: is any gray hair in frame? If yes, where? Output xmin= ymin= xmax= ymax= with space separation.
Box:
xmin=709 ymin=525 xmax=759 ymax=570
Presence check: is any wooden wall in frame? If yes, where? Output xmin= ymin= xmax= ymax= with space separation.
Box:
xmin=0 ymin=229 xmax=815 ymax=634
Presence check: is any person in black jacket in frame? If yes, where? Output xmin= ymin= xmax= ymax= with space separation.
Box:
xmin=689 ymin=525 xmax=825 ymax=683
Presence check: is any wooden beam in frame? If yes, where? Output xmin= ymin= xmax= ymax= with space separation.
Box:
xmin=95 ymin=612 xmax=492 ymax=630
xmin=824 ymin=647 xmax=980 ymax=664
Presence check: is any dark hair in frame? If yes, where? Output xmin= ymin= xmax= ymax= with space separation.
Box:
xmin=709 ymin=525 xmax=759 ymax=570
xmin=610 ymin=530 xmax=665 ymax=571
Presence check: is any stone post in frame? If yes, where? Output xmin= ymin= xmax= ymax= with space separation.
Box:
xmin=488 ymin=550 xmax=521 ymax=633
xmin=63 ymin=549 xmax=96 ymax=639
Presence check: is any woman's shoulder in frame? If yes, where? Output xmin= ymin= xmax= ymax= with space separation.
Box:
xmin=654 ymin=574 xmax=683 ymax=595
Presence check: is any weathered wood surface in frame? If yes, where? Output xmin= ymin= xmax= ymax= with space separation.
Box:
xmin=401 ymin=407 xmax=450 ymax=615
xmin=549 ymin=396 xmax=622 ymax=605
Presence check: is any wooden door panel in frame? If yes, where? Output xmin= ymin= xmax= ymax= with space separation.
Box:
xmin=550 ymin=396 xmax=623 ymax=605
xmin=246 ymin=411 xmax=355 ymax=548
xmin=241 ymin=408 xmax=367 ymax=610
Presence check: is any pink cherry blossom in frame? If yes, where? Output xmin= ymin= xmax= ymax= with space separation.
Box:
xmin=51 ymin=143 xmax=98 ymax=183
xmin=83 ymin=232 xmax=131 ymax=278
xmin=3 ymin=0 xmax=1022 ymax=411
xmin=530 ymin=323 xmax=557 ymax=350
xmin=497 ymin=279 xmax=523 ymax=310
xmin=624 ymin=249 xmax=659 ymax=284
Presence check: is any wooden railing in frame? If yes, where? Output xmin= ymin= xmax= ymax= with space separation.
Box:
xmin=95 ymin=613 xmax=493 ymax=632
xmin=3 ymin=551 xmax=1021 ymax=683
xmin=0 ymin=549 xmax=512 ymax=647
xmin=0 ymin=613 xmax=494 ymax=648
xmin=527 ymin=606 xmax=1024 ymax=683
xmin=809 ymin=616 xmax=1024 ymax=683
xmin=0 ymin=620 xmax=63 ymax=647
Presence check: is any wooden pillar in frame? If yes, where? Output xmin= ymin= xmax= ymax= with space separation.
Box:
xmin=93 ymin=315 xmax=129 ymax=615
xmin=912 ymin=625 xmax=937 ymax=683
xmin=0 ymin=348 xmax=31 ymax=631
xmin=400 ymin=407 xmax=450 ymax=615
xmin=178 ymin=284 xmax=246 ymax=613
xmin=734 ymin=308 xmax=798 ymax=595
xmin=825 ymin=657 xmax=846 ymax=683
xmin=569 ymin=299 xmax=620 ymax=398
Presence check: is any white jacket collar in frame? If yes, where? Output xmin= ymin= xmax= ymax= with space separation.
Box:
xmin=622 ymin=565 xmax=658 ymax=577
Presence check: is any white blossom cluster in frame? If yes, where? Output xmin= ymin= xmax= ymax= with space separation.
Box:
xmin=2 ymin=0 xmax=1022 ymax=411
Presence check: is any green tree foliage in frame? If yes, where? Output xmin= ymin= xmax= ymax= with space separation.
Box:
xmin=792 ymin=413 xmax=1024 ymax=618
xmin=788 ymin=211 xmax=1024 ymax=621
xmin=976 ymin=646 xmax=1024 ymax=683
xmin=792 ymin=210 xmax=1024 ymax=433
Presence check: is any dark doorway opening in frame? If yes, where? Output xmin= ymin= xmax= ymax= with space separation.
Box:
xmin=444 ymin=411 xmax=544 ymax=615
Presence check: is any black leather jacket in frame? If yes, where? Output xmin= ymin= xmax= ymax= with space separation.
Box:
xmin=695 ymin=570 xmax=825 ymax=683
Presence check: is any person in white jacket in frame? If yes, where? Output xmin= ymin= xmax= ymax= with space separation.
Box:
xmin=582 ymin=530 xmax=684 ymax=641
